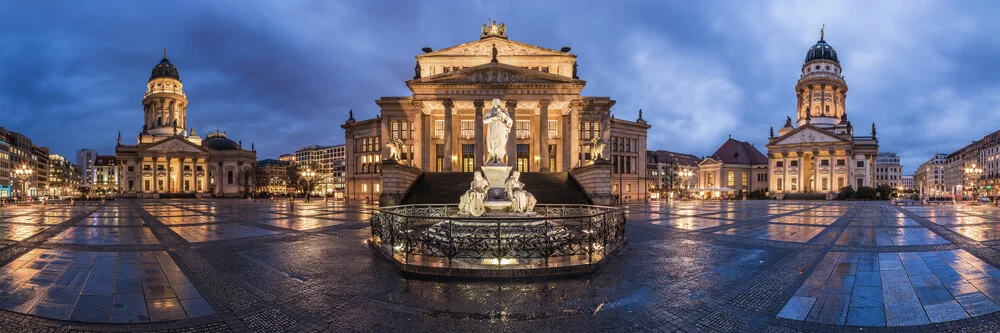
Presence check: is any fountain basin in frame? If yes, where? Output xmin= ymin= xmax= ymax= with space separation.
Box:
xmin=368 ymin=204 xmax=626 ymax=278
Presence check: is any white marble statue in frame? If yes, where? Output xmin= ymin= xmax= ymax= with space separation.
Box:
xmin=458 ymin=171 xmax=489 ymax=216
xmin=483 ymin=98 xmax=513 ymax=164
xmin=385 ymin=138 xmax=402 ymax=160
xmin=590 ymin=137 xmax=606 ymax=161
xmin=505 ymin=171 xmax=537 ymax=213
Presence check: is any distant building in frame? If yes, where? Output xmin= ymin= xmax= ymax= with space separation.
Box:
xmin=0 ymin=127 xmax=50 ymax=197
xmin=875 ymin=152 xmax=903 ymax=188
xmin=902 ymin=175 xmax=914 ymax=190
xmin=76 ymin=149 xmax=98 ymax=186
xmin=765 ymin=29 xmax=878 ymax=196
xmin=256 ymin=159 xmax=290 ymax=194
xmin=914 ymin=154 xmax=947 ymax=196
xmin=646 ymin=150 xmax=700 ymax=199
xmin=293 ymin=144 xmax=346 ymax=197
xmin=698 ymin=138 xmax=769 ymax=197
xmin=48 ymin=154 xmax=80 ymax=197
xmin=94 ymin=155 xmax=119 ymax=194
xmin=115 ymin=51 xmax=256 ymax=197
xmin=279 ymin=154 xmax=296 ymax=164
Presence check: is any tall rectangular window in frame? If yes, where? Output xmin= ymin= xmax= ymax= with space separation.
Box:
xmin=742 ymin=172 xmax=747 ymax=187
xmin=434 ymin=120 xmax=444 ymax=139
xmin=516 ymin=144 xmax=530 ymax=173
xmin=728 ymin=172 xmax=735 ymax=187
xmin=822 ymin=178 xmax=828 ymax=191
xmin=777 ymin=178 xmax=784 ymax=191
xmin=461 ymin=120 xmax=475 ymax=139
xmin=791 ymin=178 xmax=798 ymax=191
xmin=516 ymin=120 xmax=530 ymax=139
xmin=391 ymin=121 xmax=400 ymax=140
xmin=548 ymin=120 xmax=558 ymax=138
xmin=461 ymin=144 xmax=475 ymax=172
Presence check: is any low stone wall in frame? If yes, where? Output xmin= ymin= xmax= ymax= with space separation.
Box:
xmin=569 ymin=160 xmax=613 ymax=205
xmin=379 ymin=160 xmax=423 ymax=206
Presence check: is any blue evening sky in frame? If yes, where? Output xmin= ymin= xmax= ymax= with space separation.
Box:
xmin=2 ymin=1 xmax=999 ymax=174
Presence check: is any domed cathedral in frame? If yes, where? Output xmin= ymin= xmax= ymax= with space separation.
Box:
xmin=343 ymin=20 xmax=651 ymax=203
xmin=766 ymin=28 xmax=879 ymax=199
xmin=116 ymin=50 xmax=257 ymax=198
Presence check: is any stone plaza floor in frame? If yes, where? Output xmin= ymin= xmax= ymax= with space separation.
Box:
xmin=3 ymin=200 xmax=1000 ymax=331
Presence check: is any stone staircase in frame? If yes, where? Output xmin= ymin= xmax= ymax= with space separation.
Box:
xmin=400 ymin=172 xmax=591 ymax=205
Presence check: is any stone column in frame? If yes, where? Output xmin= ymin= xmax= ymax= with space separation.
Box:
xmin=538 ymin=100 xmax=551 ymax=172
xmin=821 ymin=84 xmax=827 ymax=116
xmin=830 ymin=152 xmax=835 ymax=192
xmin=179 ymin=158 xmax=185 ymax=193
xmin=506 ymin=100 xmax=518 ymax=167
xmin=833 ymin=88 xmax=839 ymax=119
xmin=782 ymin=155 xmax=789 ymax=192
xmin=797 ymin=155 xmax=804 ymax=192
xmin=568 ymin=100 xmax=581 ymax=170
xmin=442 ymin=99 xmax=454 ymax=171
xmin=473 ymin=100 xmax=485 ymax=168
xmin=152 ymin=158 xmax=158 ymax=193
xmin=412 ymin=102 xmax=429 ymax=171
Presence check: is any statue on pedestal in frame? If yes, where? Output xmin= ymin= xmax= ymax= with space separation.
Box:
xmin=385 ymin=138 xmax=402 ymax=160
xmin=458 ymin=171 xmax=489 ymax=216
xmin=505 ymin=171 xmax=537 ymax=213
xmin=483 ymin=98 xmax=512 ymax=164
xmin=590 ymin=137 xmax=607 ymax=161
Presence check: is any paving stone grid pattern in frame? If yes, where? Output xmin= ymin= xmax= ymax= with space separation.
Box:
xmin=6 ymin=201 xmax=1000 ymax=331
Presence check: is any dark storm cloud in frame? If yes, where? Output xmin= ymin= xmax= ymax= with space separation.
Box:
xmin=2 ymin=1 xmax=999 ymax=174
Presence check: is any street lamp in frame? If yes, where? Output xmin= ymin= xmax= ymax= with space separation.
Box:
xmin=300 ymin=167 xmax=316 ymax=202
xmin=965 ymin=164 xmax=984 ymax=200
xmin=13 ymin=164 xmax=33 ymax=203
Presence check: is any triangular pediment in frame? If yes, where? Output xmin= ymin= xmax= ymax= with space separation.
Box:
xmin=420 ymin=37 xmax=568 ymax=58
xmin=770 ymin=125 xmax=848 ymax=146
xmin=415 ymin=63 xmax=577 ymax=85
xmin=698 ymin=158 xmax=722 ymax=167
xmin=142 ymin=137 xmax=208 ymax=153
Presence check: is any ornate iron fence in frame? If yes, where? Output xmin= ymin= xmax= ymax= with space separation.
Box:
xmin=369 ymin=204 xmax=626 ymax=273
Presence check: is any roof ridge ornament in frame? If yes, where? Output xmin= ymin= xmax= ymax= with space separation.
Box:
xmin=481 ymin=18 xmax=507 ymax=39
xmin=820 ymin=24 xmax=825 ymax=40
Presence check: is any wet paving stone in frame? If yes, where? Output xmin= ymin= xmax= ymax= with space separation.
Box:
xmin=4 ymin=200 xmax=1000 ymax=331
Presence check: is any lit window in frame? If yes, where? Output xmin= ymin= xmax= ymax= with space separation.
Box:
xmin=548 ymin=120 xmax=558 ymax=138
xmin=516 ymin=120 xmax=530 ymax=139
xmin=434 ymin=120 xmax=444 ymax=139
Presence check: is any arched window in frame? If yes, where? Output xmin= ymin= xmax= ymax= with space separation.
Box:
xmin=227 ymin=171 xmax=234 ymax=184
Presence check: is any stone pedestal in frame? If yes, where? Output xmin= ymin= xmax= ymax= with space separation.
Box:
xmin=481 ymin=164 xmax=512 ymax=212
xmin=379 ymin=159 xmax=423 ymax=206
xmin=569 ymin=159 xmax=613 ymax=205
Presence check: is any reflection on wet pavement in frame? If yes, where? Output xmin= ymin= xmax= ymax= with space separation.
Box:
xmin=779 ymin=250 xmax=1000 ymax=326
xmin=716 ymin=224 xmax=825 ymax=243
xmin=0 ymin=250 xmax=212 ymax=323
xmin=47 ymin=227 xmax=160 ymax=245
xmin=170 ymin=224 xmax=279 ymax=243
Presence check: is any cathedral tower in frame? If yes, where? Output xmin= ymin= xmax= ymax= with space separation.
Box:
xmin=795 ymin=27 xmax=847 ymax=127
xmin=143 ymin=49 xmax=188 ymax=137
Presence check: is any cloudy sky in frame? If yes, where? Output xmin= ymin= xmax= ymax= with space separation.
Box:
xmin=2 ymin=0 xmax=998 ymax=173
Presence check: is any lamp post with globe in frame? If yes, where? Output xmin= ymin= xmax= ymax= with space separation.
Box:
xmin=965 ymin=164 xmax=984 ymax=201
xmin=300 ymin=168 xmax=316 ymax=203
xmin=13 ymin=164 xmax=33 ymax=203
